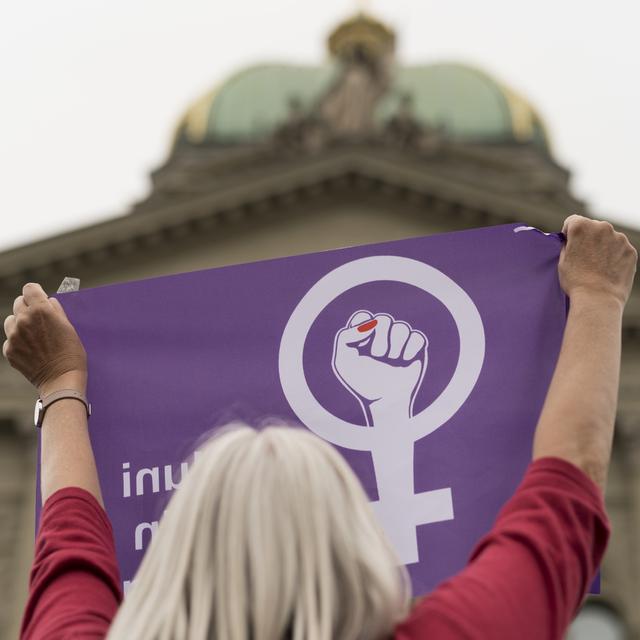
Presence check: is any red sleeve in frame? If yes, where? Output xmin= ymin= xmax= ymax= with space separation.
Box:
xmin=21 ymin=487 xmax=123 ymax=640
xmin=395 ymin=457 xmax=610 ymax=640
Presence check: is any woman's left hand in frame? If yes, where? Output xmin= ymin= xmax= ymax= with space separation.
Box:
xmin=2 ymin=283 xmax=87 ymax=396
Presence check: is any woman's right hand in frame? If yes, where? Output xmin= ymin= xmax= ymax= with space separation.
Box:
xmin=559 ymin=214 xmax=637 ymax=306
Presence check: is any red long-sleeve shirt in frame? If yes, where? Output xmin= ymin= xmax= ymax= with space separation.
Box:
xmin=21 ymin=457 xmax=609 ymax=639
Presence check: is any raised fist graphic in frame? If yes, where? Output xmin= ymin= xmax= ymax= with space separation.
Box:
xmin=332 ymin=310 xmax=428 ymax=426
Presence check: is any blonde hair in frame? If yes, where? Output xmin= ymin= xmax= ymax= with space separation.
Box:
xmin=107 ymin=425 xmax=410 ymax=640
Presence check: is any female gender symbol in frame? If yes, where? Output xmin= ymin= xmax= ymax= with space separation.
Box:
xmin=279 ymin=255 xmax=485 ymax=564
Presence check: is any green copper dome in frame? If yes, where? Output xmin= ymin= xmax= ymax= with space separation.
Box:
xmin=174 ymin=14 xmax=550 ymax=152
xmin=177 ymin=64 xmax=339 ymax=145
xmin=375 ymin=63 xmax=549 ymax=148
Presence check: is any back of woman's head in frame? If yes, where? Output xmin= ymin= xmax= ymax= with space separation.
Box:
xmin=107 ymin=425 xmax=410 ymax=640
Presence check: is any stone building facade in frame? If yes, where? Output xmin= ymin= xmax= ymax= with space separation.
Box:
xmin=0 ymin=13 xmax=638 ymax=639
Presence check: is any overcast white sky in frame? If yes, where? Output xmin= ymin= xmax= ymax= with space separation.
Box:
xmin=1 ymin=0 xmax=639 ymax=252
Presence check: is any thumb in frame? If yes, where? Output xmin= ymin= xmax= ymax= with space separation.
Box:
xmin=337 ymin=316 xmax=378 ymax=348
xmin=348 ymin=310 xmax=373 ymax=327
xmin=562 ymin=213 xmax=588 ymax=238
xmin=49 ymin=297 xmax=69 ymax=319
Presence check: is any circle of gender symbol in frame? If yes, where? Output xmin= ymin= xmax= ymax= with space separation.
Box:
xmin=278 ymin=255 xmax=485 ymax=564
xmin=279 ymin=255 xmax=485 ymax=450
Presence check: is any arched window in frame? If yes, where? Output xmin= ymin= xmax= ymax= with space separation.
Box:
xmin=567 ymin=602 xmax=627 ymax=640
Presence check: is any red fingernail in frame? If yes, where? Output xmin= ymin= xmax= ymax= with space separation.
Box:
xmin=357 ymin=319 xmax=377 ymax=332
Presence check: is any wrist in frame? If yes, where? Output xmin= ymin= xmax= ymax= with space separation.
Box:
xmin=369 ymin=396 xmax=413 ymax=425
xmin=39 ymin=370 xmax=87 ymax=398
xmin=568 ymin=288 xmax=625 ymax=314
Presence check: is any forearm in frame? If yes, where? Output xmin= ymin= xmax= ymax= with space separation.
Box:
xmin=532 ymin=291 xmax=623 ymax=489
xmin=39 ymin=371 xmax=103 ymax=506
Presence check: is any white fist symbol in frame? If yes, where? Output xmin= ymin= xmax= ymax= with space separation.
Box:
xmin=332 ymin=311 xmax=428 ymax=426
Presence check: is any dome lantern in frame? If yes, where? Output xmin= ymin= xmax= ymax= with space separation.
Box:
xmin=327 ymin=12 xmax=396 ymax=65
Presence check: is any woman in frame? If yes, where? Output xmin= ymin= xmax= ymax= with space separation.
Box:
xmin=4 ymin=214 xmax=637 ymax=639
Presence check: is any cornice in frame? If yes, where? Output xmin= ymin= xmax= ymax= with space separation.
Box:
xmin=1 ymin=146 xmax=638 ymax=332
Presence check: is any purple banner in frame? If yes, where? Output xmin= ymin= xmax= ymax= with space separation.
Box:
xmin=39 ymin=223 xmax=577 ymax=595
